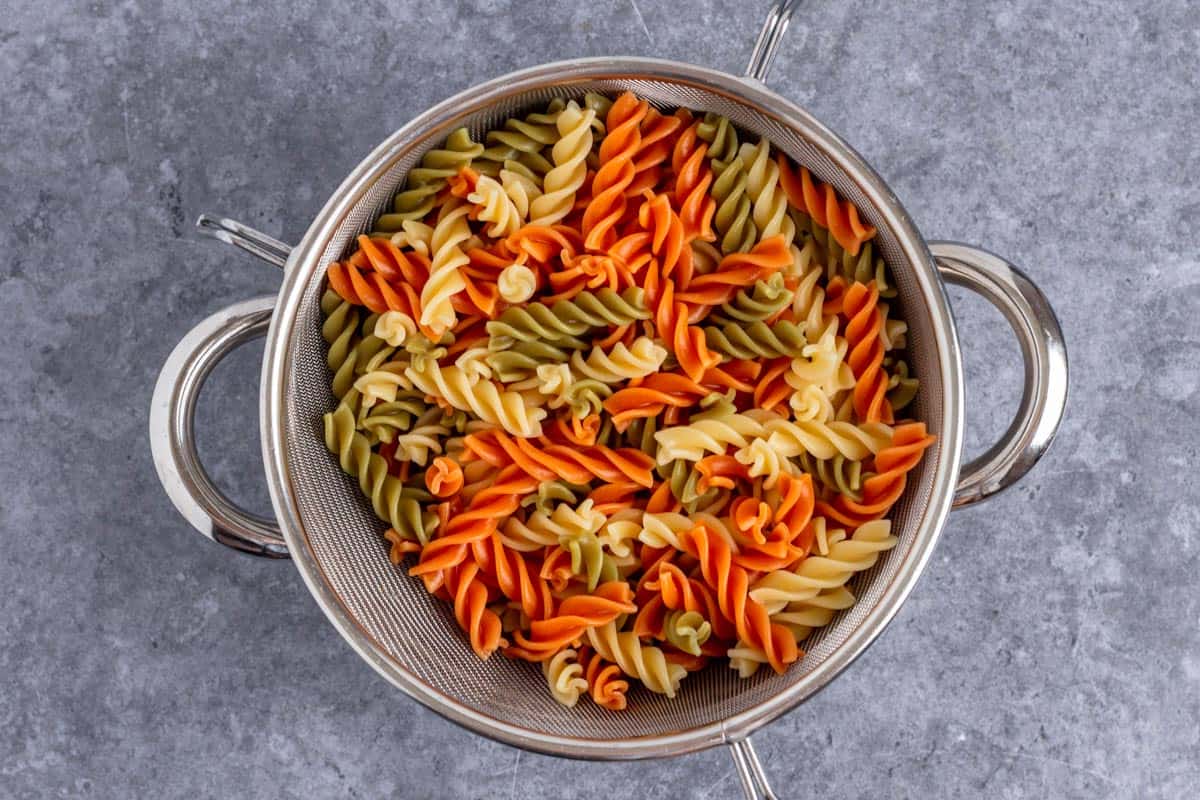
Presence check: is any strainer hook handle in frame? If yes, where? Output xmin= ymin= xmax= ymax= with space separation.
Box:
xmin=196 ymin=214 xmax=292 ymax=269
xmin=149 ymin=294 xmax=291 ymax=558
xmin=746 ymin=0 xmax=801 ymax=83
xmin=931 ymin=242 xmax=1069 ymax=508
xmin=729 ymin=738 xmax=780 ymax=800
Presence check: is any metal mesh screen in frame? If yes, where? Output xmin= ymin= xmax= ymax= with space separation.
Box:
xmin=279 ymin=72 xmax=946 ymax=745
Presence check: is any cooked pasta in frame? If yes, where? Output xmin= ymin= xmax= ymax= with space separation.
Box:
xmin=318 ymin=90 xmax=934 ymax=711
xmin=528 ymin=101 xmax=594 ymax=226
xmin=376 ymin=128 xmax=483 ymax=230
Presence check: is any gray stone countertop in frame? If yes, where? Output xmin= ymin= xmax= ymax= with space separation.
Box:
xmin=1 ymin=1 xmax=1197 ymax=797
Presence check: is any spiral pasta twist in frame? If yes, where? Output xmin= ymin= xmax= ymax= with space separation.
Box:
xmin=486 ymin=287 xmax=649 ymax=347
xmin=405 ymin=358 xmax=547 ymax=437
xmin=543 ymin=648 xmax=589 ymax=708
xmin=323 ymin=403 xmax=436 ymax=544
xmin=419 ymin=199 xmax=472 ymax=335
xmin=321 ymin=290 xmax=364 ymax=400
xmin=570 ymin=337 xmax=668 ymax=385
xmin=671 ymin=119 xmax=716 ymax=242
xmin=738 ymin=139 xmax=795 ymax=246
xmin=560 ymin=523 xmax=619 ymax=592
xmin=376 ymin=128 xmax=483 ymax=230
xmin=575 ymin=646 xmax=629 ymax=710
xmin=528 ymin=101 xmax=594 ymax=226
xmin=777 ymin=155 xmax=877 ymax=256
xmin=498 ymin=160 xmax=543 ymax=220
xmin=444 ymin=561 xmax=505 ymax=659
xmin=732 ymin=437 xmax=797 ymax=490
xmin=704 ymin=319 xmax=809 ymax=361
xmin=485 ymin=339 xmax=573 ymax=382
xmin=710 ymin=273 xmax=793 ymax=325
xmin=788 ymin=241 xmax=834 ymax=343
xmin=771 ymin=586 xmax=857 ymax=642
xmin=391 ymin=408 xmax=453 ymax=466
xmin=477 ymin=104 xmax=563 ymax=177
xmin=582 ymin=92 xmax=647 ymax=249
xmin=358 ymin=390 xmax=430 ymax=444
xmin=585 ymin=622 xmax=687 ymax=697
xmin=663 ymin=610 xmax=712 ymax=656
xmin=461 ymin=428 xmax=655 ymax=488
xmin=675 ymin=235 xmax=792 ymax=307
xmin=761 ymin=416 xmax=894 ymax=461
xmin=796 ymin=450 xmax=865 ymax=501
xmin=843 ymin=281 xmax=894 ymax=424
xmin=682 ymin=523 xmax=799 ymax=674
xmin=884 ymin=356 xmax=920 ymax=411
xmin=378 ymin=219 xmax=434 ymax=256
xmin=697 ymin=114 xmax=756 ymax=253
xmin=654 ymin=411 xmax=769 ymax=463
xmin=747 ymin=519 xmax=896 ymax=613
xmin=410 ymin=465 xmax=538 ymax=577
xmin=467 ymin=173 xmax=523 ymax=238
xmin=816 ymin=422 xmax=936 ymax=528
xmin=507 ymin=582 xmax=636 ymax=661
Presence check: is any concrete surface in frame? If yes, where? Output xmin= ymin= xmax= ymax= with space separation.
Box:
xmin=2 ymin=1 xmax=1198 ymax=797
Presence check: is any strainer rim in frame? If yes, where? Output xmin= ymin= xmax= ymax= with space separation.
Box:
xmin=260 ymin=56 xmax=965 ymax=760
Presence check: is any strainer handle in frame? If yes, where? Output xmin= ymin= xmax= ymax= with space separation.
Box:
xmin=149 ymin=295 xmax=291 ymax=558
xmin=930 ymin=242 xmax=1069 ymax=508
xmin=745 ymin=0 xmax=800 ymax=82
xmin=729 ymin=738 xmax=780 ymax=799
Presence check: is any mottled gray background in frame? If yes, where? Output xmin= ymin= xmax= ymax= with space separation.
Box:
xmin=2 ymin=0 xmax=1197 ymax=797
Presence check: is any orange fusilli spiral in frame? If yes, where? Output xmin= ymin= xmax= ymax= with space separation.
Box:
xmin=582 ymin=92 xmax=648 ymax=251
xmin=683 ymin=523 xmax=799 ymax=673
xmin=410 ymin=465 xmax=538 ymax=577
xmin=461 ymin=430 xmax=655 ymax=488
xmin=672 ymin=118 xmax=717 ymax=243
xmin=675 ymin=235 xmax=791 ymax=307
xmin=506 ymin=582 xmax=636 ymax=661
xmin=777 ymin=155 xmax=877 ymax=256
xmin=817 ymin=422 xmax=936 ymax=527
xmin=842 ymin=281 xmax=894 ymax=424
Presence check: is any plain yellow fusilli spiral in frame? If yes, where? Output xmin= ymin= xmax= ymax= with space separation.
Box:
xmin=586 ymin=622 xmax=688 ymax=697
xmin=528 ymin=101 xmax=594 ymax=226
xmin=405 ymin=358 xmax=547 ymax=437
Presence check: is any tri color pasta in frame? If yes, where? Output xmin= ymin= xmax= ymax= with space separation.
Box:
xmin=319 ymin=91 xmax=935 ymax=710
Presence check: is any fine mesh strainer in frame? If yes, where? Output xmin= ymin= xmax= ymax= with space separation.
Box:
xmin=149 ymin=4 xmax=1069 ymax=796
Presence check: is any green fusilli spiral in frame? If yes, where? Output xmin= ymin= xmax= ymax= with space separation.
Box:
xmin=323 ymin=403 xmax=438 ymax=544
xmin=358 ymin=389 xmax=430 ymax=444
xmin=697 ymin=113 xmax=757 ymax=253
xmin=485 ymin=340 xmax=573 ymax=383
xmin=486 ymin=288 xmax=649 ymax=347
xmin=520 ymin=481 xmax=589 ymax=516
xmin=703 ymin=319 xmax=808 ymax=360
xmin=657 ymin=459 xmax=716 ymax=512
xmin=476 ymin=103 xmax=563 ymax=177
xmin=709 ymin=273 xmax=793 ymax=325
xmin=792 ymin=209 xmax=895 ymax=298
xmin=663 ymin=609 xmax=711 ymax=656
xmin=321 ymin=290 xmax=397 ymax=400
xmin=795 ymin=450 xmax=865 ymax=502
xmin=561 ymin=525 xmax=620 ymax=592
xmin=884 ymin=356 xmax=920 ymax=411
xmin=376 ymin=128 xmax=484 ymax=230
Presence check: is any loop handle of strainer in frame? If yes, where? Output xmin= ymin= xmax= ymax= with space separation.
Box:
xmin=931 ymin=242 xmax=1069 ymax=507
xmin=147 ymin=217 xmax=291 ymax=558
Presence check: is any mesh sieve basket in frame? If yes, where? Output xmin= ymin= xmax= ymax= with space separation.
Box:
xmin=150 ymin=4 xmax=1068 ymax=796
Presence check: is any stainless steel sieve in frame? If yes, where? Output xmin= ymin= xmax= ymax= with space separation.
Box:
xmin=149 ymin=3 xmax=1069 ymax=796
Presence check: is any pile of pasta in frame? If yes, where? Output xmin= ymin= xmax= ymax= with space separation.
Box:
xmin=320 ymin=91 xmax=935 ymax=710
